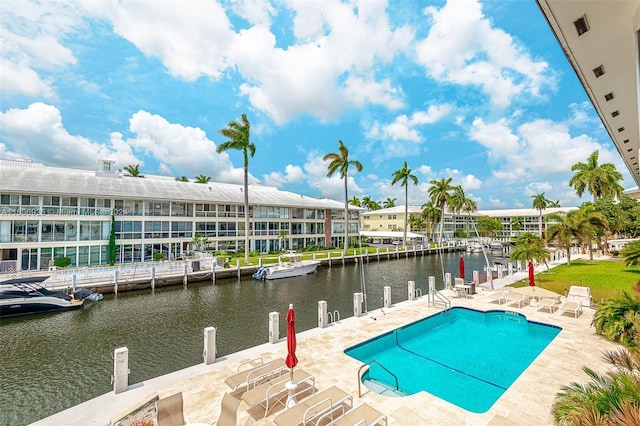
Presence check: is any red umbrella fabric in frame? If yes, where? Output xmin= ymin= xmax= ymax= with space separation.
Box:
xmin=285 ymin=304 xmax=298 ymax=380
xmin=528 ymin=261 xmax=535 ymax=286
xmin=459 ymin=255 xmax=465 ymax=279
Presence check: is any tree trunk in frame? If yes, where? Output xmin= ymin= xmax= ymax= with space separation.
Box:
xmin=403 ymin=185 xmax=408 ymax=248
xmin=343 ymin=173 xmax=349 ymax=256
xmin=244 ymin=162 xmax=250 ymax=265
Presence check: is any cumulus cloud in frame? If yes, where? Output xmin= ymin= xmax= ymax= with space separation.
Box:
xmin=263 ymin=164 xmax=305 ymax=188
xmin=0 ymin=1 xmax=80 ymax=98
xmin=116 ymin=110 xmax=252 ymax=183
xmin=0 ymin=102 xmax=137 ymax=168
xmin=415 ymin=0 xmax=551 ymax=108
xmin=368 ymin=104 xmax=451 ymax=142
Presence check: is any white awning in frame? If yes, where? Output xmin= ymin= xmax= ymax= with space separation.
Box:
xmin=360 ymin=231 xmax=424 ymax=239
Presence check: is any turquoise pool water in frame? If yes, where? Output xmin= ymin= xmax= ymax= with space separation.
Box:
xmin=344 ymin=307 xmax=561 ymax=413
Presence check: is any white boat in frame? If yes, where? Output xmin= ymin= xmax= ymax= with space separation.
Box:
xmin=467 ymin=243 xmax=484 ymax=253
xmin=252 ymin=252 xmax=321 ymax=280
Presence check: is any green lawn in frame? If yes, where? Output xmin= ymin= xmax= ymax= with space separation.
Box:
xmin=510 ymin=259 xmax=640 ymax=304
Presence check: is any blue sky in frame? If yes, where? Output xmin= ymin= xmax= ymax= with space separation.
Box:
xmin=0 ymin=0 xmax=633 ymax=209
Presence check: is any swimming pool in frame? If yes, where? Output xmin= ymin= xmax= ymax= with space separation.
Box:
xmin=344 ymin=307 xmax=561 ymax=413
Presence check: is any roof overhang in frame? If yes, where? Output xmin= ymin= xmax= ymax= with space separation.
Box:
xmin=537 ymin=0 xmax=640 ymax=187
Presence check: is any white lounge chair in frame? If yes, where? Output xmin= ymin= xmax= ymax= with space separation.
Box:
xmin=241 ymin=369 xmax=315 ymax=418
xmin=537 ymin=297 xmax=559 ymax=313
xmin=560 ymin=299 xmax=582 ymax=318
xmin=326 ymin=403 xmax=387 ymax=426
xmin=498 ymin=290 xmax=512 ymax=305
xmin=273 ymin=385 xmax=352 ymax=426
xmin=567 ymin=286 xmax=592 ymax=308
xmin=225 ymin=357 xmax=286 ymax=391
xmin=507 ymin=291 xmax=529 ymax=308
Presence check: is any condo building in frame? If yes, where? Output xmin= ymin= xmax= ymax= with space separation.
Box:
xmin=0 ymin=159 xmax=360 ymax=272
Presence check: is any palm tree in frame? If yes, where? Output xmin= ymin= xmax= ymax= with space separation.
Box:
xmin=421 ymin=201 xmax=441 ymax=243
xmin=348 ymin=196 xmax=361 ymax=207
xmin=553 ymin=342 xmax=640 ymax=424
xmin=428 ymin=177 xmax=455 ymax=246
xmin=621 ymin=241 xmax=640 ymax=267
xmin=575 ymin=205 xmax=609 ymax=260
xmin=569 ymin=150 xmax=624 ymax=202
xmin=383 ymin=197 xmax=397 ymax=208
xmin=510 ymin=216 xmax=524 ymax=237
xmin=194 ymin=174 xmax=211 ymax=184
xmin=391 ymin=161 xmax=418 ymax=247
xmin=123 ymin=164 xmax=144 ymax=177
xmin=449 ymin=185 xmax=478 ymax=239
xmin=217 ymin=113 xmax=255 ymax=265
xmin=323 ymin=140 xmax=363 ymax=255
xmin=369 ymin=200 xmax=381 ymax=210
xmin=591 ymin=293 xmax=640 ymax=347
xmin=546 ymin=210 xmax=597 ymax=265
xmin=547 ymin=200 xmax=561 ymax=208
xmin=531 ymin=192 xmax=549 ymax=238
xmin=509 ymin=232 xmax=550 ymax=265
xmin=175 ymin=176 xmax=189 ymax=182
xmin=361 ymin=195 xmax=374 ymax=211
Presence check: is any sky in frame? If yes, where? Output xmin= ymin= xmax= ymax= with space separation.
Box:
xmin=0 ymin=0 xmax=634 ymax=210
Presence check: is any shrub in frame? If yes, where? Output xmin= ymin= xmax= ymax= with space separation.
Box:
xmin=153 ymin=253 xmax=165 ymax=261
xmin=53 ymin=257 xmax=71 ymax=268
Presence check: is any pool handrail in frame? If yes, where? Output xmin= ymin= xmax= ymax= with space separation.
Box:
xmin=432 ymin=290 xmax=451 ymax=310
xmin=357 ymin=360 xmax=399 ymax=397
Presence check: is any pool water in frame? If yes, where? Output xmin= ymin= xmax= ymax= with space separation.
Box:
xmin=344 ymin=307 xmax=561 ymax=413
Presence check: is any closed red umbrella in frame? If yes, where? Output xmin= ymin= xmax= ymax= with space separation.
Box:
xmin=459 ymin=255 xmax=465 ymax=279
xmin=286 ymin=304 xmax=298 ymax=381
xmin=528 ymin=261 xmax=535 ymax=286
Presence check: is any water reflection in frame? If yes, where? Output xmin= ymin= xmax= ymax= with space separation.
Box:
xmin=0 ymin=252 xmax=494 ymax=425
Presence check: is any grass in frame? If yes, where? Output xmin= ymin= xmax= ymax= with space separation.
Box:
xmin=510 ymin=259 xmax=640 ymax=305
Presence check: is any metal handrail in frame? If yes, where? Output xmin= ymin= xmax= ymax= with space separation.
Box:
xmin=357 ymin=359 xmax=399 ymax=397
xmin=433 ymin=290 xmax=451 ymax=310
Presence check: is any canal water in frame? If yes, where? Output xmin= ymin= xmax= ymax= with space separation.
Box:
xmin=0 ymin=251 xmax=495 ymax=426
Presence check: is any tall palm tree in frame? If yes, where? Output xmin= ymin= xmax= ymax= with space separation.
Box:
xmin=421 ymin=201 xmax=441 ymax=243
xmin=323 ymin=140 xmax=363 ymax=255
xmin=509 ymin=232 xmax=550 ymax=265
xmin=546 ymin=210 xmax=597 ymax=265
xmin=123 ymin=164 xmax=144 ymax=177
xmin=569 ymin=150 xmax=624 ymax=202
xmin=383 ymin=197 xmax=397 ymax=208
xmin=428 ymin=177 xmax=455 ymax=246
xmin=449 ymin=185 xmax=478 ymax=238
xmin=391 ymin=161 xmax=418 ymax=247
xmin=547 ymin=200 xmax=561 ymax=208
xmin=348 ymin=196 xmax=361 ymax=207
xmin=576 ymin=205 xmax=609 ymax=260
xmin=194 ymin=174 xmax=211 ymax=184
xmin=369 ymin=200 xmax=381 ymax=211
xmin=217 ymin=113 xmax=255 ymax=265
xmin=361 ymin=195 xmax=374 ymax=211
xmin=531 ymin=192 xmax=549 ymax=239
xmin=175 ymin=176 xmax=189 ymax=182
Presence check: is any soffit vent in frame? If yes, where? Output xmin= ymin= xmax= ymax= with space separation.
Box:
xmin=617 ymin=127 xmax=625 ymax=132
xmin=623 ymin=139 xmax=630 ymax=143
xmin=593 ymin=65 xmax=605 ymax=78
xmin=604 ymin=92 xmax=614 ymax=101
xmin=628 ymin=148 xmax=633 ymax=152
xmin=611 ymin=110 xmax=620 ymax=117
xmin=573 ymin=15 xmax=589 ymax=36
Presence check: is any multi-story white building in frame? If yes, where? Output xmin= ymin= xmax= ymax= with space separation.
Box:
xmin=360 ymin=205 xmax=577 ymax=242
xmin=0 ymin=159 xmax=360 ymax=271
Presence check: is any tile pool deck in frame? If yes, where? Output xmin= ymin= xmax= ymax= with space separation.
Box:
xmin=33 ymin=271 xmax=618 ymax=426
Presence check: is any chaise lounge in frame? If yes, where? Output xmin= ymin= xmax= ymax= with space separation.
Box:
xmin=224 ymin=357 xmax=287 ymax=391
xmin=273 ymin=385 xmax=353 ymax=426
xmin=326 ymin=403 xmax=387 ymax=426
xmin=241 ymin=369 xmax=315 ymax=418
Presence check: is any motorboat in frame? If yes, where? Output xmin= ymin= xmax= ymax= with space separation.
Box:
xmin=466 ymin=243 xmax=484 ymax=253
xmin=252 ymin=251 xmax=321 ymax=280
xmin=0 ymin=277 xmax=102 ymax=318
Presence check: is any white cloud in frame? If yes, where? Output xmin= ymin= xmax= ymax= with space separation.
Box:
xmin=444 ymin=168 xmax=482 ymax=191
xmin=0 ymin=1 xmax=80 ymax=98
xmin=118 ymin=110 xmax=253 ymax=183
xmin=415 ymin=0 xmax=551 ymax=108
xmin=262 ymin=164 xmax=305 ymax=188
xmin=305 ymin=153 xmax=363 ymax=200
xmin=231 ymin=0 xmax=276 ymax=27
xmin=0 ymin=102 xmax=137 ymax=168
xmin=487 ymin=196 xmax=507 ymax=208
xmin=81 ymin=0 xmax=235 ymax=81
xmin=367 ymin=104 xmax=451 ymax=142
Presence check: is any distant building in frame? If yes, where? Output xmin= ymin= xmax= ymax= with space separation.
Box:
xmin=0 ymin=159 xmax=361 ymax=271
xmin=360 ymin=205 xmax=578 ymax=242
